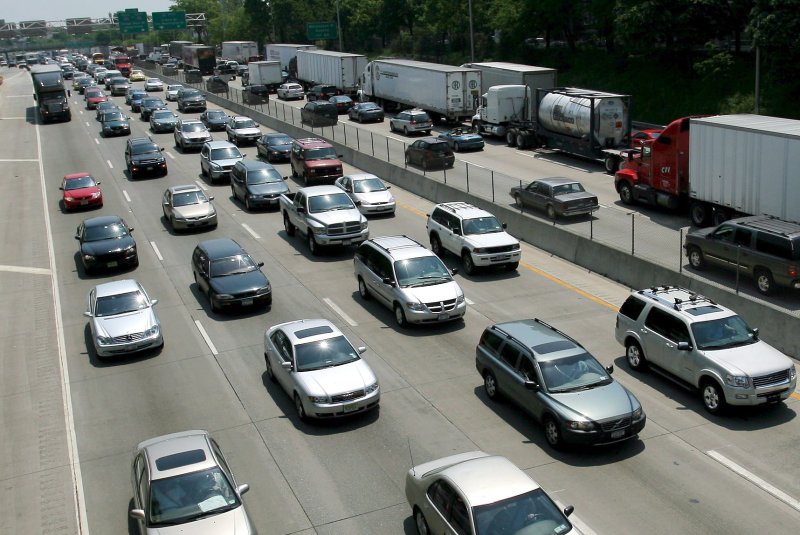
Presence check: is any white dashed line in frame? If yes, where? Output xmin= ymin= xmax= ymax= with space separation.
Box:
xmin=241 ymin=223 xmax=260 ymax=240
xmin=150 ymin=241 xmax=163 ymax=261
xmin=122 ymin=190 xmax=131 ymax=203
xmin=94 ymin=138 xmax=99 ymax=145
xmin=323 ymin=297 xmax=358 ymax=327
xmin=194 ymin=180 xmax=208 ymax=191
xmin=85 ymin=121 xmax=90 ymax=127
xmin=707 ymin=450 xmax=800 ymax=512
xmin=194 ymin=320 xmax=218 ymax=355
xmin=0 ymin=159 xmax=38 ymax=162
xmin=0 ymin=265 xmax=51 ymax=276
xmin=106 ymin=160 xmax=113 ymax=169
xmin=165 ymin=151 xmax=175 ymax=160
xmin=465 ymin=297 xmax=475 ymax=306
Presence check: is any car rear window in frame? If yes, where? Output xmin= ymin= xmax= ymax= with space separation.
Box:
xmin=155 ymin=449 xmax=206 ymax=471
xmin=755 ymin=232 xmax=798 ymax=260
xmin=619 ymin=296 xmax=646 ymax=320
xmin=427 ymin=142 xmax=450 ymax=153
xmin=295 ymin=325 xmax=334 ymax=339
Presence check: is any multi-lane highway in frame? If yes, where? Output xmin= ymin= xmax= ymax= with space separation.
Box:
xmin=1 ymin=65 xmax=799 ymax=534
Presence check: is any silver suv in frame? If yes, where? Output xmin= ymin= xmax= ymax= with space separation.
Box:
xmin=354 ymin=235 xmax=466 ymax=327
xmin=615 ymin=286 xmax=797 ymax=414
xmin=226 ymin=115 xmax=262 ymax=146
xmin=200 ymin=141 xmax=245 ymax=184
xmin=173 ymin=119 xmax=212 ymax=152
xmin=389 ymin=109 xmax=432 ymax=136
xmin=427 ymin=202 xmax=521 ymax=274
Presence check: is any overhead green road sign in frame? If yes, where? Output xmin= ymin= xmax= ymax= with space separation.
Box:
xmin=117 ymin=10 xmax=148 ymax=34
xmin=307 ymin=21 xmax=337 ymax=40
xmin=153 ymin=11 xmax=187 ymax=31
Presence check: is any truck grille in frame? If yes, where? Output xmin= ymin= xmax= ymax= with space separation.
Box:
xmin=330 ymin=389 xmax=365 ymax=403
xmin=485 ymin=245 xmax=517 ymax=254
xmin=426 ymin=299 xmax=457 ymax=313
xmin=600 ymin=416 xmax=631 ymax=431
xmin=752 ymin=369 xmax=792 ymax=388
xmin=328 ymin=221 xmax=362 ymax=236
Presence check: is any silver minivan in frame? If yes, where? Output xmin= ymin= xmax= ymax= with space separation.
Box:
xmin=354 ymin=235 xmax=466 ymax=327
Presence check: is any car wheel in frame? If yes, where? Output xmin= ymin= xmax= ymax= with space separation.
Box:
xmin=483 ymin=372 xmax=499 ymax=400
xmin=754 ymin=268 xmax=775 ymax=295
xmin=413 ymin=507 xmax=430 ymax=535
xmin=454 ymin=142 xmax=460 ymax=152
xmin=514 ymin=194 xmax=523 ymax=208
xmin=294 ymin=393 xmax=308 ymax=421
xmin=546 ymin=204 xmax=557 ymax=220
xmin=701 ymin=379 xmax=727 ymax=414
xmin=430 ymin=235 xmax=443 ymax=257
xmin=209 ymin=291 xmax=220 ymax=313
xmin=626 ymin=340 xmax=647 ymax=371
xmin=618 ymin=181 xmax=634 ymax=205
xmin=358 ymin=277 xmax=370 ymax=300
xmin=245 ymin=195 xmax=253 ymax=211
xmin=389 ymin=122 xmax=395 ymax=132
xmin=265 ymin=355 xmax=276 ymax=382
xmin=462 ymin=251 xmax=475 ymax=275
xmin=307 ymin=233 xmax=319 ymax=255
xmin=403 ymin=126 xmax=409 ymax=136
xmin=283 ymin=214 xmax=295 ymax=236
xmin=543 ymin=416 xmax=563 ymax=450
xmin=687 ymin=246 xmax=705 ymax=270
xmin=169 ymin=216 xmax=177 ymax=229
xmin=394 ymin=304 xmax=407 ymax=328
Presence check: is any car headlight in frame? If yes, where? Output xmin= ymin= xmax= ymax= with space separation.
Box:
xmin=211 ymin=162 xmax=221 ymax=169
xmin=725 ymin=374 xmax=750 ymax=388
xmin=789 ymin=367 xmax=797 ymax=380
xmin=456 ymin=294 xmax=465 ymax=304
xmin=406 ymin=302 xmax=426 ymax=312
xmin=83 ymin=254 xmax=95 ymax=261
xmin=91 ymin=192 xmax=101 ymax=199
xmin=146 ymin=325 xmax=160 ymax=337
xmin=124 ymin=244 xmax=136 ymax=252
xmin=97 ymin=335 xmax=112 ymax=345
xmin=365 ymin=382 xmax=379 ymax=394
xmin=310 ymin=225 xmax=324 ymax=235
xmin=632 ymin=407 xmax=644 ymax=422
xmin=308 ymin=395 xmax=327 ymax=404
xmin=360 ymin=221 xmax=368 ymax=230
xmin=472 ymin=247 xmax=487 ymax=254
xmin=566 ymin=420 xmax=595 ymax=431
xmin=65 ymin=196 xmax=74 ymax=202
xmin=216 ymin=293 xmax=234 ymax=300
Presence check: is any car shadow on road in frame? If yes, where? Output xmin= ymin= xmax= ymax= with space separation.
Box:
xmin=188 ymin=282 xmax=271 ymax=322
xmin=350 ymin=290 xmax=467 ymax=337
xmin=72 ymin=251 xmax=138 ymax=281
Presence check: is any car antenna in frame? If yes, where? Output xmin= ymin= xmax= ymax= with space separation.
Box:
xmin=407 ymin=437 xmax=415 ymax=476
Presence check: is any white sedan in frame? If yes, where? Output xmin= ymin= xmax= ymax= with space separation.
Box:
xmin=144 ymin=78 xmax=164 ymax=91
xmin=276 ymin=82 xmax=304 ymax=101
xmin=165 ymin=83 xmax=184 ymax=101
xmin=334 ymin=173 xmax=396 ymax=216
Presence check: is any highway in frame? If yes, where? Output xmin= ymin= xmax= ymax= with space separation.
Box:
xmin=1 ymin=65 xmax=799 ymax=534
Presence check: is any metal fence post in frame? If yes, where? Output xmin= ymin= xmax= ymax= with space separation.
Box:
xmin=519 ymin=180 xmax=523 ymax=213
xmin=357 ymin=130 xmax=360 ymax=151
xmin=630 ymin=213 xmax=635 ymax=256
xmin=466 ymin=164 xmax=469 ymax=192
xmin=590 ymin=215 xmax=593 ymax=241
xmin=344 ymin=124 xmax=347 ymax=145
xmin=443 ymin=166 xmax=446 ymax=184
xmin=387 ymin=138 xmax=390 ymax=163
xmin=679 ymin=228 xmax=683 ymax=273
xmin=491 ymin=171 xmax=495 ymax=202
xmin=370 ymin=132 xmax=374 ymax=155
xmin=735 ymin=246 xmax=741 ymax=294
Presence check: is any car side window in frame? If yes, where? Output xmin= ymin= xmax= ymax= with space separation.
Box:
xmin=712 ymin=225 xmax=735 ymax=243
xmin=498 ymin=342 xmax=522 ymax=368
xmin=449 ymin=495 xmax=470 ymax=535
xmin=271 ymin=330 xmax=292 ymax=362
xmin=755 ymin=232 xmax=792 ymax=259
xmin=619 ymin=296 xmax=646 ymax=320
xmin=645 ymin=308 xmax=690 ymax=344
xmin=734 ymin=228 xmax=752 ymax=247
xmin=375 ymin=255 xmax=392 ymax=280
xmin=480 ymin=330 xmax=504 ymax=354
xmin=518 ymin=355 xmax=539 ymax=382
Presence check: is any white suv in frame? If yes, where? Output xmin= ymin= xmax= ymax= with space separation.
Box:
xmin=427 ymin=202 xmax=521 ymax=274
xmin=354 ymin=235 xmax=466 ymax=327
xmin=615 ymin=286 xmax=797 ymax=414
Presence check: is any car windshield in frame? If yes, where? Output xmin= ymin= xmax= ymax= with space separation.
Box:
xmin=111 ymin=78 xmax=127 ymax=85
xmin=102 ymin=112 xmax=124 ymax=122
xmin=473 ymin=488 xmax=572 ymax=535
xmin=132 ymin=144 xmax=160 ymax=155
xmin=95 ymin=290 xmax=148 ymax=316
xmin=305 ymin=147 xmax=337 ymax=160
xmin=294 ymin=335 xmax=360 ymax=372
xmin=552 ymin=183 xmax=586 ymax=195
xmin=246 ymin=168 xmax=282 ymax=185
xmin=427 ymin=142 xmax=450 ymax=154
xmin=168 ymin=85 xmax=183 ymax=91
xmin=393 ymin=256 xmax=452 ymax=287
xmin=83 ymin=222 xmax=129 ymax=241
xmin=462 ymin=216 xmax=504 ymax=235
xmin=183 ymin=89 xmax=201 ymax=97
xmin=266 ymin=135 xmax=291 ymax=146
xmin=691 ymin=316 xmax=756 ymax=350
xmin=85 ymin=89 xmax=102 ymax=97
xmin=353 ymin=178 xmax=386 ymax=193
xmin=540 ymin=352 xmax=611 ymax=393
xmin=207 ymin=111 xmax=226 ymax=119
xmin=235 ymin=119 xmax=256 ymax=129
xmin=307 ymin=193 xmax=354 ymax=213
xmin=183 ymin=123 xmax=206 ymax=132
xmin=358 ymin=103 xmax=380 ymax=111
xmin=210 ymin=147 xmax=242 ymax=160
xmin=153 ymin=111 xmax=175 ymax=120
xmin=147 ymin=79 xmax=160 ymax=84
xmin=64 ymin=176 xmax=96 ymax=190
xmin=172 ymin=191 xmax=208 ymax=207
xmin=210 ymin=254 xmax=257 ymax=277
xmin=143 ymin=99 xmax=165 ymax=108
xmin=286 ymin=84 xmax=302 ymax=90
xmin=131 ymin=91 xmax=146 ymax=99
xmin=147 ymin=467 xmax=241 ymax=527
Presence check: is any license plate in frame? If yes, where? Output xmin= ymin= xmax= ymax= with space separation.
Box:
xmin=241 ymin=298 xmax=254 ymax=306
xmin=80 ymin=200 xmax=89 ymax=205
xmin=766 ymin=394 xmax=781 ymax=403
xmin=341 ymin=239 xmax=352 ymax=245
xmin=343 ymin=403 xmax=359 ymax=413
xmin=107 ymin=261 xmax=118 ymax=267
xmin=438 ymin=313 xmax=449 ymax=321
xmin=146 ymin=166 xmax=154 ymax=171
xmin=611 ymin=429 xmax=626 ymax=439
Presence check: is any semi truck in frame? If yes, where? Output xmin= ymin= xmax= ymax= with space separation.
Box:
xmin=460 ymin=61 xmax=556 ymax=94
xmin=169 ymin=41 xmax=194 ymax=60
xmin=614 ymin=114 xmax=800 ymax=226
xmin=296 ymin=50 xmax=367 ymax=96
xmin=182 ymin=45 xmax=216 ymax=75
xmin=244 ymin=61 xmax=282 ymax=90
xmin=31 ymin=64 xmax=71 ymax=122
xmin=472 ymin=85 xmax=632 ymax=171
xmin=221 ymin=41 xmax=258 ymax=63
xmin=264 ymin=43 xmax=316 ymax=77
xmin=360 ymin=59 xmax=482 ymax=123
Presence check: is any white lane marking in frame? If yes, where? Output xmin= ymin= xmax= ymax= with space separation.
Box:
xmin=150 ymin=241 xmax=163 ymax=261
xmin=165 ymin=151 xmax=175 ymax=160
xmin=241 ymin=223 xmax=260 ymax=240
xmin=194 ymin=180 xmax=208 ymax=191
xmin=34 ymin=120 xmax=90 ymax=533
xmin=5 ymin=95 xmax=31 ymax=98
xmin=323 ymin=297 xmax=358 ymax=327
xmin=106 ymin=160 xmax=113 ymax=169
xmin=0 ymin=158 xmax=39 ymax=162
xmin=122 ymin=190 xmax=131 ymax=203
xmin=707 ymin=450 xmax=800 ymax=512
xmin=194 ymin=320 xmax=219 ymax=355
xmin=85 ymin=121 xmax=90 ymax=127
xmin=0 ymin=265 xmax=51 ymax=275
xmin=94 ymin=138 xmax=99 ymax=145
xmin=79 ymin=110 xmax=83 ymax=114
xmin=464 ymin=297 xmax=475 ymax=306
xmin=0 ymin=116 xmax=28 ymax=120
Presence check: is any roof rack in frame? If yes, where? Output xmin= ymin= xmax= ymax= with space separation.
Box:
xmin=640 ymin=286 xmax=716 ymax=310
xmin=440 ymin=202 xmax=476 ymax=214
xmin=370 ymin=235 xmax=423 ymax=253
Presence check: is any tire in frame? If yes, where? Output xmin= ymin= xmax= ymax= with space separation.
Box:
xmin=483 ymin=372 xmax=499 ymax=400
xmin=294 ymin=393 xmax=308 ymax=421
xmin=430 ymin=235 xmax=444 ymax=257
xmin=626 ymin=340 xmax=647 ymax=371
xmin=454 ymin=142 xmax=460 ymax=152
xmin=265 ymin=356 xmax=276 ymax=382
xmin=687 ymin=246 xmax=705 ymax=270
xmin=307 ymin=233 xmax=319 ymax=255
xmin=394 ymin=304 xmax=407 ymax=328
xmin=245 ymin=195 xmax=253 ymax=211
xmin=358 ymin=277 xmax=370 ymax=300
xmin=516 ymin=133 xmax=526 ymax=148
xmin=546 ymin=204 xmax=556 ymax=220
xmin=403 ymin=126 xmax=409 ymax=136
xmin=604 ymin=156 xmax=619 ymax=174
xmin=283 ymin=214 xmax=295 ymax=236
xmin=413 ymin=507 xmax=430 ymax=535
xmin=462 ymin=251 xmax=475 ymax=275
xmin=701 ymin=379 xmax=726 ymax=414
xmin=506 ymin=261 xmax=519 ymax=272
xmin=754 ymin=268 xmax=775 ymax=295
xmin=169 ymin=216 xmax=177 ymax=229
xmin=618 ymin=181 xmax=634 ymax=205
xmin=209 ymin=291 xmax=220 ymax=313
xmin=389 ymin=122 xmax=395 ymax=132
xmin=506 ymin=130 xmax=517 ymax=147
xmin=690 ymin=201 xmax=710 ymax=227
xmin=543 ymin=416 xmax=564 ymax=450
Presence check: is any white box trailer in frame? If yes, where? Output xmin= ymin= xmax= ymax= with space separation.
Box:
xmin=689 ymin=115 xmax=800 ymax=222
xmin=296 ymin=49 xmax=367 ymax=96
xmin=264 ymin=44 xmax=316 ymax=72
xmin=221 ymin=41 xmax=259 ymax=63
xmin=246 ymin=61 xmax=283 ymax=90
xmin=361 ymin=59 xmax=482 ymax=122
xmin=461 ymin=61 xmax=557 ymax=95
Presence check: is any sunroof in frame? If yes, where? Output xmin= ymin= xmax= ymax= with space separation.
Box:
xmin=686 ymin=305 xmax=722 ymax=316
xmin=295 ymin=325 xmax=334 ymax=339
xmin=155 ymin=449 xmax=206 ymax=471
xmin=532 ymin=340 xmax=576 ymax=354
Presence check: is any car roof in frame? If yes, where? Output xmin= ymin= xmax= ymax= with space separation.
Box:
xmin=138 ymin=430 xmax=218 ymax=481
xmin=179 ymin=118 xmax=203 ymax=125
xmin=434 ymin=202 xmax=492 ymax=220
xmin=295 ymin=137 xmax=333 ymax=148
xmin=417 ymin=136 xmax=446 ymax=144
xmin=492 ymin=319 xmax=585 ymax=362
xmin=232 ymin=116 xmax=254 ymax=121
xmin=93 ymin=278 xmax=141 ymax=298
xmin=236 ymin=159 xmax=275 ymax=172
xmin=435 ymin=454 xmax=539 ymax=507
xmin=197 ymin=238 xmax=245 ymax=258
xmin=83 ymin=215 xmax=124 ymax=227
xmin=128 ymin=136 xmax=154 ymax=145
xmin=274 ymin=318 xmax=342 ymax=345
xmin=168 ymin=184 xmax=203 ymax=194
xmin=206 ymin=140 xmax=237 ymax=149
xmin=64 ymin=172 xmax=92 ymax=180
xmin=368 ymin=235 xmax=434 ymax=261
xmin=720 ymin=215 xmax=800 ymax=237
xmin=264 ymin=132 xmax=289 ymax=138
xmin=534 ymin=177 xmax=579 ymax=186
xmin=633 ymin=286 xmax=735 ymax=321
xmin=346 ymin=173 xmax=380 ymax=182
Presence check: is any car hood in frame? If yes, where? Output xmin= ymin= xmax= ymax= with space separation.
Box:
xmin=87 ymin=96 xmax=107 ymax=103
xmin=145 ymin=506 xmax=252 ymax=535
xmin=451 ymin=133 xmax=482 ymax=142
xmin=354 ymin=190 xmax=393 ymax=204
xmin=174 ymin=203 xmax=216 ymax=220
xmin=183 ymin=131 xmax=211 ymax=140
xmin=296 ymin=359 xmax=377 ymax=397
xmin=548 ymin=380 xmax=637 ymax=421
xmin=402 ymin=280 xmax=462 ymax=303
xmin=232 ymin=127 xmax=261 ymax=136
xmin=207 ymin=118 xmax=227 ymax=125
xmin=464 ymin=232 xmax=518 ymax=249
xmin=182 ymin=96 xmax=206 ymax=102
xmin=64 ymin=186 xmax=100 ymax=197
xmin=210 ymin=270 xmax=268 ymax=295
xmin=265 ymin=144 xmax=290 ymax=153
xmin=705 ymin=341 xmax=793 ymax=377
xmin=82 ymin=235 xmax=135 ymax=256
xmin=211 ymin=158 xmax=242 ymax=167
xmin=103 ymin=119 xmax=129 ymax=128
xmin=309 ymin=209 xmax=363 ymax=227
xmin=153 ymin=119 xmax=178 ymax=126
xmin=686 ymin=227 xmax=715 ymax=241
xmin=247 ymin=182 xmax=289 ymax=196
xmin=132 ymin=153 xmax=164 ymax=163
xmin=93 ymin=307 xmax=156 ymax=339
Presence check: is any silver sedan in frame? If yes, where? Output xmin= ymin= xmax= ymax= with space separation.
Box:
xmin=334 ymin=173 xmax=396 ymax=216
xmin=263 ymin=319 xmax=380 ymax=420
xmin=162 ymin=185 xmax=218 ymax=231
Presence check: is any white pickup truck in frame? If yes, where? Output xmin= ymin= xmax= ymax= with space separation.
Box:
xmin=280 ymin=186 xmax=369 ymax=255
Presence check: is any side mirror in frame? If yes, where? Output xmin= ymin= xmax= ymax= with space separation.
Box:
xmin=160 ymin=147 xmax=165 ymax=151
xmin=452 ymin=227 xmax=462 ymax=235
xmin=74 ymin=235 xmax=80 ymax=240
xmin=96 ymin=181 xmax=101 ymax=185
xmin=451 ymin=268 xmax=459 ymax=276
xmin=208 ymin=196 xmax=215 ymax=201
xmin=129 ymin=227 xmax=134 ymax=232
xmin=357 ymin=346 xmax=367 ymax=354
xmin=354 ymin=200 xmax=361 ymax=206
xmin=523 ymin=380 xmax=540 ymax=391
xmin=676 ymin=341 xmax=692 ymax=351
xmin=280 ymin=361 xmax=292 ymax=371
xmin=386 ymin=185 xmax=391 ymax=189
xmin=283 ymin=176 xmax=289 ymax=181
xmin=751 ymin=327 xmax=759 ymax=340
xmin=297 ymin=207 xmax=306 ymax=214
xmin=241 ymin=154 xmax=247 ymax=158
xmin=381 ymin=277 xmax=395 ymax=287
xmin=151 ymin=299 xmax=158 ymax=306
xmin=502 ymin=222 xmax=507 ymax=229
xmin=257 ymin=261 xmax=264 ymax=267
xmin=605 ymin=365 xmax=614 ymax=375
xmin=129 ymin=509 xmax=145 ymax=520
xmin=237 ymin=483 xmax=250 ymax=496
xmin=563 ymin=505 xmax=574 ymax=517
xmin=83 ymin=311 xmax=92 ymax=318
xmin=59 ymin=187 xmax=64 ymax=190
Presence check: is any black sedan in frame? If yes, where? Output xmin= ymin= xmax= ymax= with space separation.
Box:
xmin=75 ymin=216 xmax=138 ymax=274
xmin=510 ymin=177 xmax=599 ymax=220
xmin=347 ymin=101 xmax=384 ymax=123
xmin=139 ymin=97 xmax=166 ymax=121
xmin=191 ymin=238 xmax=272 ymax=313
xmin=100 ymin=111 xmax=131 ymax=137
xmin=328 ymin=95 xmax=354 ymax=114
xmin=256 ymin=132 xmax=292 ymax=162
xmin=200 ymin=109 xmax=229 ymax=131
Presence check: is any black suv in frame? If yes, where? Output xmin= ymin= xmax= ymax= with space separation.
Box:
xmin=125 ymin=137 xmax=167 ymax=178
xmin=684 ymin=215 xmax=800 ymax=295
xmin=300 ymin=101 xmax=338 ymax=128
xmin=177 ymin=88 xmax=207 ymax=112
xmin=243 ymin=84 xmax=270 ymax=105
xmin=306 ymin=84 xmax=339 ymax=101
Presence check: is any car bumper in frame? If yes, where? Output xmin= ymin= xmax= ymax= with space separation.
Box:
xmin=182 ymin=138 xmax=212 ymax=148
xmin=561 ymin=416 xmax=647 ymax=445
xmin=83 ymin=251 xmax=138 ymax=271
xmin=103 ymin=127 xmax=131 ymax=136
xmin=152 ymin=124 xmax=176 ymax=133
xmin=211 ymin=291 xmax=272 ymax=310
xmin=172 ymin=214 xmax=218 ymax=230
xmin=246 ymin=194 xmax=283 ymax=208
xmin=358 ymin=202 xmax=396 ymax=215
xmin=208 ymin=167 xmax=233 ymax=180
xmin=262 ymin=150 xmax=290 ymax=161
xmin=315 ymin=229 xmax=369 ymax=246
xmin=233 ymin=135 xmax=260 ymax=145
xmin=404 ymin=301 xmax=467 ymax=324
xmin=725 ymin=379 xmax=797 ymax=406
xmin=473 ymin=249 xmax=522 ymax=267
xmin=181 ymin=103 xmax=207 ymax=111
xmin=561 ymin=206 xmax=599 ymax=217
xmin=130 ymin=162 xmax=168 ymax=176
xmin=305 ymin=388 xmax=380 ymax=418
xmin=95 ymin=331 xmax=162 ymax=357
xmin=64 ymin=197 xmax=103 ymax=210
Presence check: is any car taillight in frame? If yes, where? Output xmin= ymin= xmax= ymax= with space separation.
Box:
xmin=410 ymin=121 xmax=417 ymax=125
xmin=789 ymin=265 xmax=797 ymax=278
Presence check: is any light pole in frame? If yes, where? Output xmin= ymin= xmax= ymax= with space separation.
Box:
xmin=468 ymin=0 xmax=475 ymax=62
xmin=336 ymin=1 xmax=343 ymax=51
